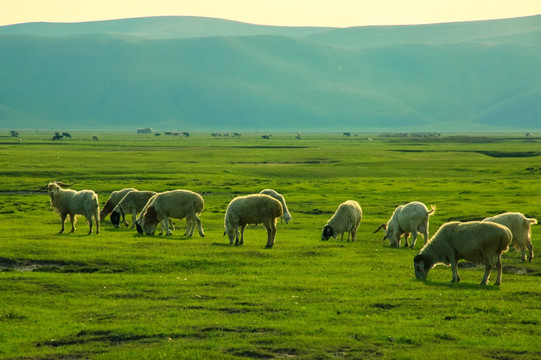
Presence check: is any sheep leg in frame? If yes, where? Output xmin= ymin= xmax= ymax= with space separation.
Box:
xmin=86 ymin=215 xmax=93 ymax=235
xmin=184 ymin=218 xmax=192 ymax=236
xmin=164 ymin=218 xmax=172 ymax=235
xmin=94 ymin=211 xmax=100 ymax=234
xmin=450 ymin=259 xmax=461 ymax=283
xmin=526 ymin=241 xmax=534 ymax=262
xmin=409 ymin=232 xmax=418 ymax=249
xmin=422 ymin=225 xmax=429 ymax=245
xmin=237 ymin=225 xmax=246 ymax=246
xmin=131 ymin=209 xmax=137 ymax=228
xmin=494 ymin=256 xmax=503 ymax=286
xmin=351 ymin=229 xmax=357 ymax=242
xmin=122 ymin=211 xmax=129 ymax=227
xmin=481 ymin=264 xmax=492 ymax=285
xmin=183 ymin=216 xmax=194 ymax=237
xmin=194 ymin=215 xmax=205 ymax=237
xmin=403 ymin=232 xmax=410 ymax=247
xmin=59 ymin=212 xmax=68 ymax=233
xmin=265 ymin=221 xmax=277 ymax=248
xmin=68 ymin=213 xmax=76 ymax=233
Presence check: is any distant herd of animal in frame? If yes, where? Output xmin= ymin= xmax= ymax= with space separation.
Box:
xmin=46 ymin=181 xmax=537 ymax=286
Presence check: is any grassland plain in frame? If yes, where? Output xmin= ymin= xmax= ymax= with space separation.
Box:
xmin=0 ymin=131 xmax=540 ymax=359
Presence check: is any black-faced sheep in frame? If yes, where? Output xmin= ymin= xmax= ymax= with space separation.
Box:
xmin=136 ymin=190 xmax=205 ymax=237
xmin=224 ymin=194 xmax=283 ymax=248
xmin=260 ymin=189 xmax=292 ymax=224
xmin=47 ymin=182 xmax=100 ymax=234
xmin=100 ymin=188 xmax=137 ymax=221
xmin=321 ymin=200 xmax=362 ymax=242
xmin=413 ymin=221 xmax=512 ymax=285
xmin=374 ymin=201 xmax=435 ymax=248
xmin=483 ymin=212 xmax=537 ymax=262
xmin=111 ymin=190 xmax=157 ymax=228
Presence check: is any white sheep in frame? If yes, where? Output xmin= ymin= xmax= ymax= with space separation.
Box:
xmin=136 ymin=190 xmax=205 ymax=237
xmin=321 ymin=200 xmax=362 ymax=242
xmin=483 ymin=212 xmax=537 ymax=262
xmin=47 ymin=182 xmax=100 ymax=234
xmin=413 ymin=221 xmax=512 ymax=285
xmin=260 ymin=189 xmax=292 ymax=224
xmin=224 ymin=194 xmax=283 ymax=248
xmin=111 ymin=190 xmax=157 ymax=228
xmin=374 ymin=201 xmax=435 ymax=248
xmin=100 ymin=187 xmax=137 ymax=220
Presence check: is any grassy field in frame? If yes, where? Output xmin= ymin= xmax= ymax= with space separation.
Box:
xmin=0 ymin=131 xmax=540 ymax=359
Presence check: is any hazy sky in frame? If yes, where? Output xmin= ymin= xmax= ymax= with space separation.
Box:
xmin=2 ymin=0 xmax=541 ymax=27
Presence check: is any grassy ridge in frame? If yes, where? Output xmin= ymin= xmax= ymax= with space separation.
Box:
xmin=0 ymin=132 xmax=540 ymax=359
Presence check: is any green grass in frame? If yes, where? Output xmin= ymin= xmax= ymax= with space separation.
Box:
xmin=1 ymin=131 xmax=540 ymax=359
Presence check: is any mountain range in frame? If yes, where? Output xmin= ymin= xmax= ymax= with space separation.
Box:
xmin=1 ymin=15 xmax=540 ymax=132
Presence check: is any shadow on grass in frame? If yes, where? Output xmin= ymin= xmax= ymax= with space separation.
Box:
xmin=417 ymin=279 xmax=502 ymax=290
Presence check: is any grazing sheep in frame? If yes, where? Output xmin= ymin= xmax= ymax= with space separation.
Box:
xmin=136 ymin=190 xmax=205 ymax=237
xmin=224 ymin=194 xmax=283 ymax=248
xmin=483 ymin=212 xmax=537 ymax=262
xmin=260 ymin=189 xmax=292 ymax=224
xmin=100 ymin=188 xmax=137 ymax=220
xmin=321 ymin=200 xmax=362 ymax=242
xmin=47 ymin=182 xmax=100 ymax=234
xmin=111 ymin=190 xmax=157 ymax=228
xmin=413 ymin=221 xmax=512 ymax=285
xmin=374 ymin=201 xmax=435 ymax=248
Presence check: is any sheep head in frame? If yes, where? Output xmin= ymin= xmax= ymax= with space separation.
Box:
xmin=321 ymin=225 xmax=335 ymax=241
xmin=224 ymin=224 xmax=236 ymax=244
xmin=135 ymin=220 xmax=144 ymax=234
xmin=282 ymin=213 xmax=292 ymax=225
xmin=47 ymin=182 xmax=61 ymax=205
xmin=110 ymin=210 xmax=121 ymax=228
xmin=413 ymin=254 xmax=434 ymax=281
xmin=385 ymin=226 xmax=402 ymax=247
xmin=141 ymin=205 xmax=159 ymax=235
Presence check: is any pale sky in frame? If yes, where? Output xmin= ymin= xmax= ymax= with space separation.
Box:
xmin=1 ymin=0 xmax=541 ymax=28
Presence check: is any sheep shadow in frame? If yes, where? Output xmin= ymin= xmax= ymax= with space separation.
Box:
xmin=211 ymin=242 xmax=232 ymax=247
xmin=417 ymin=280 xmax=501 ymax=291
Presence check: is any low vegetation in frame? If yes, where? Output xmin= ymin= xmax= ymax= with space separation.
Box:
xmin=1 ymin=131 xmax=540 ymax=359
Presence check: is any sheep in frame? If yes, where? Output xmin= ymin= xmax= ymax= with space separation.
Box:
xmin=374 ymin=201 xmax=435 ymax=248
xmin=100 ymin=188 xmax=137 ymax=220
xmin=47 ymin=182 xmax=100 ymax=234
xmin=413 ymin=221 xmax=512 ymax=285
xmin=136 ymin=190 xmax=205 ymax=237
xmin=259 ymin=189 xmax=292 ymax=224
xmin=321 ymin=200 xmax=362 ymax=242
xmin=483 ymin=212 xmax=537 ymax=262
xmin=110 ymin=190 xmax=157 ymax=228
xmin=224 ymin=194 xmax=283 ymax=248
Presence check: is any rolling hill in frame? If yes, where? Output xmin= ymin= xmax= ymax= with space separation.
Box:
xmin=0 ymin=15 xmax=540 ymax=131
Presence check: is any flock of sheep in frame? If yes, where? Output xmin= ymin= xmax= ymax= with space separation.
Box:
xmin=47 ymin=181 xmax=537 ymax=286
